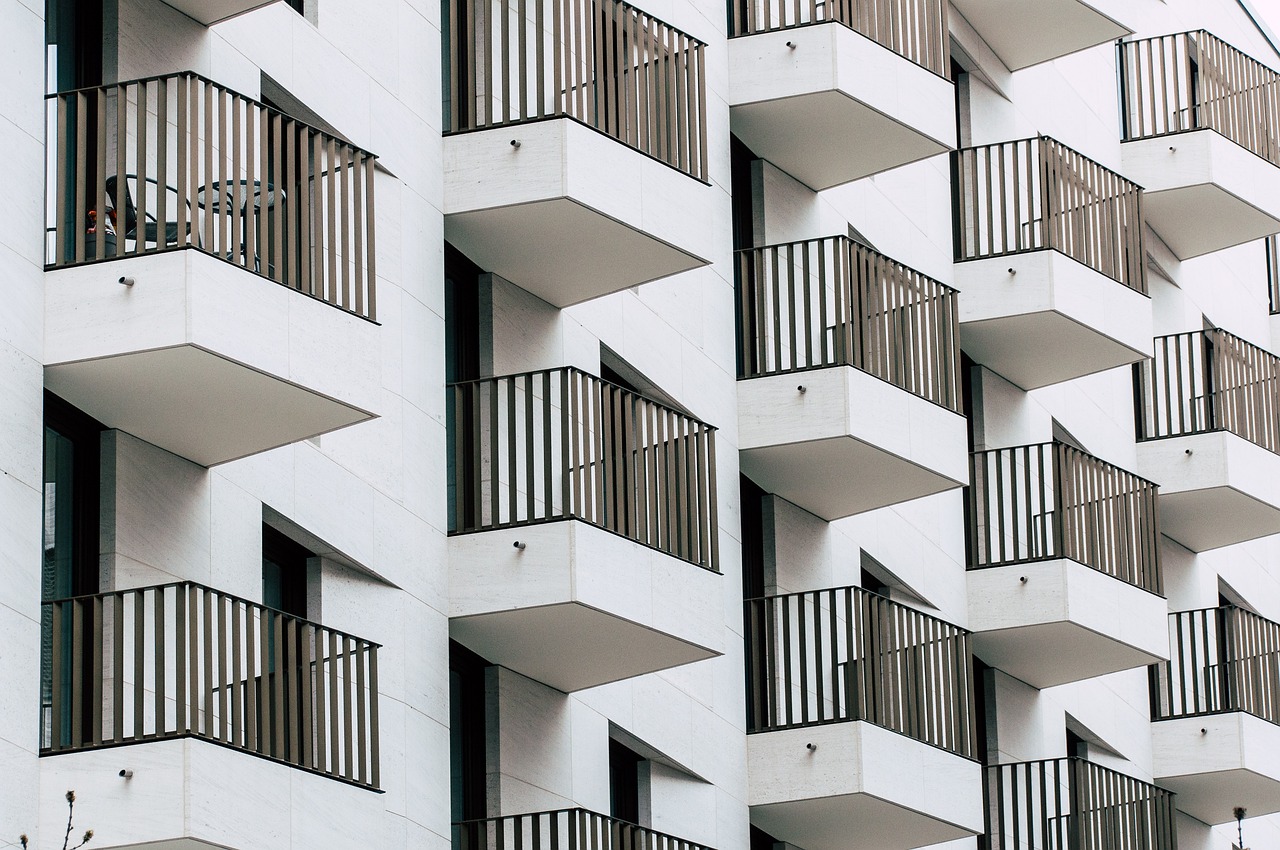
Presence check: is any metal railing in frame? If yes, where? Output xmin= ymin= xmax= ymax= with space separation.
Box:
xmin=453 ymin=809 xmax=713 ymax=850
xmin=952 ymin=136 xmax=1147 ymax=293
xmin=966 ymin=442 xmax=1163 ymax=594
xmin=744 ymin=585 xmax=974 ymax=757
xmin=1151 ymin=605 xmax=1280 ymax=725
xmin=1121 ymin=31 xmax=1280 ymax=167
xmin=449 ymin=367 xmax=719 ymax=570
xmin=47 ymin=72 xmax=377 ymax=320
xmin=986 ymin=758 xmax=1178 ymax=850
xmin=40 ymin=581 xmax=380 ymax=789
xmin=727 ymin=0 xmax=949 ymax=77
xmin=736 ymin=236 xmax=962 ymax=411
xmin=1136 ymin=328 xmax=1280 ymax=455
xmin=443 ymin=0 xmax=708 ymax=181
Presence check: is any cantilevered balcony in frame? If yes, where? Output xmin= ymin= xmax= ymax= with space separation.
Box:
xmin=744 ymin=586 xmax=983 ymax=850
xmin=966 ymin=442 xmax=1168 ymax=688
xmin=447 ymin=367 xmax=721 ymax=691
xmin=1150 ymin=606 xmax=1280 ymax=824
xmin=159 ymin=0 xmax=277 ymax=24
xmin=1120 ymin=32 xmax=1280 ymax=259
xmin=44 ymin=73 xmax=379 ymax=466
xmin=951 ymin=0 xmax=1131 ymax=70
xmin=952 ymin=136 xmax=1152 ymax=389
xmin=40 ymin=582 xmax=379 ymax=846
xmin=987 ymin=758 xmax=1178 ymax=850
xmin=454 ymin=809 xmax=712 ymax=850
xmin=727 ymin=0 xmax=954 ymax=189
xmin=736 ymin=237 xmax=967 ymax=520
xmin=1135 ymin=329 xmax=1280 ymax=551
xmin=442 ymin=0 xmax=712 ymax=306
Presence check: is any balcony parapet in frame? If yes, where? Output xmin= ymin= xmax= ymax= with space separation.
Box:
xmin=453 ymin=809 xmax=712 ymax=850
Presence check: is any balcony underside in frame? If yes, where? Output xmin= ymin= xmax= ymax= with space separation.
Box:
xmin=968 ymin=561 xmax=1167 ymax=688
xmin=951 ymin=0 xmax=1131 ymax=70
xmin=738 ymin=367 xmax=968 ymax=520
xmin=448 ymin=519 xmax=721 ymax=691
xmin=1154 ymin=714 xmax=1280 ymax=825
xmin=43 ymin=250 xmax=378 ymax=467
xmin=956 ymin=252 xmax=1151 ymax=390
xmin=443 ymin=119 xmax=711 ymax=307
xmin=1121 ymin=131 xmax=1280 ymax=259
xmin=161 ymin=0 xmax=276 ymax=24
xmin=727 ymin=24 xmax=954 ymax=190
xmin=748 ymin=723 xmax=983 ymax=850
xmin=1138 ymin=432 xmax=1280 ymax=551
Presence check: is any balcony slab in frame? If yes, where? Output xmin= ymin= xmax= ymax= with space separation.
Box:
xmin=968 ymin=560 xmax=1168 ymax=688
xmin=951 ymin=0 xmax=1131 ymax=70
xmin=955 ymin=250 xmax=1152 ymax=390
xmin=747 ymin=721 xmax=983 ymax=850
xmin=443 ymin=118 xmax=711 ymax=307
xmin=1121 ymin=130 xmax=1280 ymax=259
xmin=728 ymin=23 xmax=954 ymax=190
xmin=1137 ymin=431 xmax=1280 ymax=551
xmin=161 ymin=0 xmax=277 ymax=24
xmin=448 ymin=519 xmax=722 ymax=692
xmin=738 ymin=366 xmax=968 ymax=521
xmin=43 ymin=250 xmax=378 ymax=467
xmin=1154 ymin=713 xmax=1280 ymax=825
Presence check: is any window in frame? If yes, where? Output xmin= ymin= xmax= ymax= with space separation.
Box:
xmin=262 ymin=523 xmax=311 ymax=618
xmin=741 ymin=475 xmax=767 ymax=600
xmin=609 ymin=738 xmax=645 ymax=825
xmin=446 ymin=243 xmax=484 ymax=532
xmin=450 ymin=641 xmax=490 ymax=822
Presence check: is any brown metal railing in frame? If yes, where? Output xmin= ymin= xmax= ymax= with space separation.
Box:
xmin=1136 ymin=328 xmax=1280 ymax=454
xmin=449 ymin=367 xmax=718 ymax=570
xmin=444 ymin=0 xmax=708 ymax=181
xmin=1151 ymin=605 xmax=1280 ymax=725
xmin=47 ymin=72 xmax=377 ymax=320
xmin=986 ymin=758 xmax=1178 ymax=850
xmin=453 ymin=809 xmax=713 ymax=850
xmin=966 ymin=442 xmax=1163 ymax=594
xmin=40 ymin=581 xmax=379 ymax=789
xmin=1121 ymin=31 xmax=1280 ymax=167
xmin=952 ymin=137 xmax=1147 ymax=293
xmin=744 ymin=585 xmax=973 ymax=757
xmin=737 ymin=236 xmax=961 ymax=411
xmin=727 ymin=0 xmax=949 ymax=77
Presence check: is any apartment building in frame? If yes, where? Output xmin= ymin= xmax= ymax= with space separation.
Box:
xmin=4 ymin=0 xmax=1280 ymax=848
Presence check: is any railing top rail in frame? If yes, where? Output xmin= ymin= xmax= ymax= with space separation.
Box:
xmin=971 ymin=440 xmax=1160 ymax=488
xmin=735 ymin=235 xmax=959 ymax=295
xmin=994 ymin=756 xmax=1171 ymax=790
xmin=1126 ymin=29 xmax=1278 ymax=72
xmin=43 ymin=580 xmax=382 ymax=649
xmin=958 ymin=135 xmax=1142 ymax=190
xmin=1156 ymin=325 xmax=1279 ymax=359
xmin=606 ymin=0 xmax=707 ymax=48
xmin=451 ymin=807 xmax=716 ymax=847
xmin=1172 ymin=603 xmax=1279 ymax=626
xmin=49 ymin=70 xmax=379 ymax=160
xmin=743 ymin=583 xmax=969 ymax=635
xmin=447 ymin=366 xmax=714 ymax=429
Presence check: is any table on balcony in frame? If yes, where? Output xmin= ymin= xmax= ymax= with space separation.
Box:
xmin=196 ymin=179 xmax=281 ymax=274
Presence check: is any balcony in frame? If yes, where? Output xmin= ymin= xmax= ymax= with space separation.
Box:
xmin=987 ymin=758 xmax=1178 ymax=850
xmin=965 ymin=442 xmax=1168 ymax=688
xmin=447 ymin=367 xmax=721 ymax=692
xmin=44 ymin=73 xmax=379 ymax=467
xmin=442 ymin=0 xmax=712 ymax=306
xmin=39 ymin=582 xmax=379 ymax=845
xmin=736 ymin=237 xmax=967 ymax=520
xmin=1119 ymin=32 xmax=1280 ymax=259
xmin=952 ymin=136 xmax=1152 ymax=389
xmin=727 ymin=0 xmax=954 ymax=190
xmin=744 ymin=586 xmax=983 ymax=850
xmin=1150 ymin=606 xmax=1280 ymax=824
xmin=454 ymin=809 xmax=712 ymax=850
xmin=159 ymin=0 xmax=277 ymax=24
xmin=950 ymin=0 xmax=1131 ymax=70
xmin=1134 ymin=329 xmax=1280 ymax=551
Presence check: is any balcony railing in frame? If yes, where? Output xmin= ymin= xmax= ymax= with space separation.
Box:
xmin=986 ymin=758 xmax=1178 ymax=850
xmin=40 ymin=581 xmax=380 ymax=789
xmin=1121 ymin=31 xmax=1280 ymax=167
xmin=443 ymin=0 xmax=708 ymax=181
xmin=952 ymin=137 xmax=1147 ymax=293
xmin=744 ymin=585 xmax=974 ymax=757
xmin=47 ymin=72 xmax=377 ymax=319
xmin=726 ymin=0 xmax=949 ymax=77
xmin=736 ymin=236 xmax=961 ymax=411
xmin=453 ymin=809 xmax=713 ymax=850
xmin=966 ymin=442 xmax=1163 ymax=594
xmin=1151 ymin=605 xmax=1280 ymax=725
xmin=1136 ymin=328 xmax=1280 ymax=455
xmin=448 ymin=367 xmax=719 ymax=570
